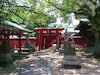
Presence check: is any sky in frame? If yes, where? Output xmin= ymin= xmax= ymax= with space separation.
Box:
xmin=56 ymin=13 xmax=80 ymax=33
xmin=56 ymin=13 xmax=79 ymax=26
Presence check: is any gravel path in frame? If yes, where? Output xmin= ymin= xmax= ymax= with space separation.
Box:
xmin=50 ymin=49 xmax=100 ymax=75
xmin=1 ymin=45 xmax=100 ymax=75
xmin=10 ymin=46 xmax=56 ymax=75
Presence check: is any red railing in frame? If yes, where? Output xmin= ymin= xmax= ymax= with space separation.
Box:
xmin=0 ymin=37 xmax=37 ymax=49
xmin=68 ymin=36 xmax=88 ymax=47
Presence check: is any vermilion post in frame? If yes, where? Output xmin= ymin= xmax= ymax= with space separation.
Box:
xmin=19 ymin=33 xmax=21 ymax=52
xmin=34 ymin=28 xmax=64 ymax=50
xmin=39 ymin=30 xmax=44 ymax=50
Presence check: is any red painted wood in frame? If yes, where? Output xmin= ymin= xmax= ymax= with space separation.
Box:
xmin=0 ymin=25 xmax=31 ymax=51
xmin=0 ymin=37 xmax=36 ymax=49
xmin=68 ymin=36 xmax=88 ymax=47
xmin=34 ymin=28 xmax=64 ymax=50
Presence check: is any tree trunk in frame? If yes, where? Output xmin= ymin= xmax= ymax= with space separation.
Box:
xmin=94 ymin=32 xmax=100 ymax=58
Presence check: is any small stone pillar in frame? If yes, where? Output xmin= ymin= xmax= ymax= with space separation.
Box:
xmin=24 ymin=33 xmax=31 ymax=48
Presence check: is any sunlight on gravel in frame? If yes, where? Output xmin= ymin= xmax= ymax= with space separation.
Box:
xmin=1 ymin=46 xmax=100 ymax=75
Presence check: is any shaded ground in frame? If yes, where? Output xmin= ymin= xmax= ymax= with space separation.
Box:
xmin=9 ymin=46 xmax=56 ymax=75
xmin=0 ymin=53 xmax=31 ymax=75
xmin=50 ymin=49 xmax=100 ymax=75
xmin=1 ymin=45 xmax=100 ymax=75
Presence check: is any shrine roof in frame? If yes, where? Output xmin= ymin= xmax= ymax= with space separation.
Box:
xmin=1 ymin=20 xmax=32 ymax=33
xmin=34 ymin=27 xmax=64 ymax=31
xmin=75 ymin=21 xmax=90 ymax=30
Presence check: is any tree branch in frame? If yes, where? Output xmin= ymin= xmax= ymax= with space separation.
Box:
xmin=46 ymin=1 xmax=65 ymax=11
xmin=8 ymin=9 xmax=24 ymax=20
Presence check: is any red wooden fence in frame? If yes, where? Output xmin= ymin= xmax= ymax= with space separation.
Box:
xmin=0 ymin=37 xmax=37 ymax=49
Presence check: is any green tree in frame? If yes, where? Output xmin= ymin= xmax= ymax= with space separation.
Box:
xmin=74 ymin=0 xmax=100 ymax=58
xmin=0 ymin=0 xmax=86 ymax=30
xmin=0 ymin=0 xmax=56 ymax=30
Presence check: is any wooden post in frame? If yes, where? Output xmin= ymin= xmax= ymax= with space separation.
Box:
xmin=7 ymin=30 xmax=10 ymax=45
xmin=4 ymin=30 xmax=6 ymax=39
xmin=59 ymin=36 xmax=61 ymax=48
xmin=43 ymin=38 xmax=46 ymax=49
xmin=56 ymin=30 xmax=58 ymax=48
xmin=39 ymin=30 xmax=44 ymax=50
xmin=18 ymin=33 xmax=21 ymax=53
xmin=57 ymin=37 xmax=60 ymax=50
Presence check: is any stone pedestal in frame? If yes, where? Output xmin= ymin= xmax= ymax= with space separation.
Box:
xmin=62 ymin=55 xmax=81 ymax=69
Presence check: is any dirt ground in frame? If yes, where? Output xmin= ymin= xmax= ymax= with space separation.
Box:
xmin=50 ymin=48 xmax=100 ymax=75
xmin=0 ymin=53 xmax=32 ymax=75
xmin=0 ymin=46 xmax=100 ymax=75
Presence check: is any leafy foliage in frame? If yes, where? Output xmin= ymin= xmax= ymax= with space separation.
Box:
xmin=0 ymin=0 xmax=56 ymax=30
xmin=74 ymin=0 xmax=100 ymax=31
xmin=1 ymin=0 xmax=99 ymax=31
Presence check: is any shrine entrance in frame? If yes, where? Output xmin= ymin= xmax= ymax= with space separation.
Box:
xmin=34 ymin=28 xmax=64 ymax=50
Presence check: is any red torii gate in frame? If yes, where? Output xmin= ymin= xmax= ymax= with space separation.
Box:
xmin=34 ymin=28 xmax=64 ymax=50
